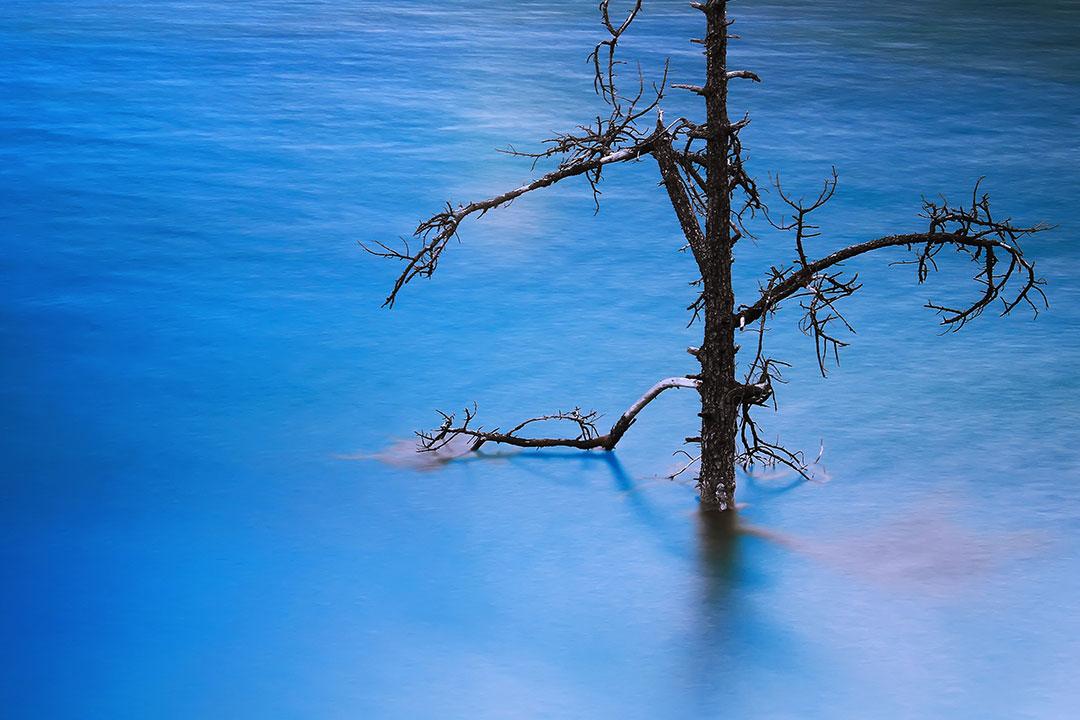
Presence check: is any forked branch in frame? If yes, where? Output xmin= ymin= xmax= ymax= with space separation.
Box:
xmin=728 ymin=181 xmax=1048 ymax=477
xmin=591 ymin=0 xmax=644 ymax=110
xmin=738 ymin=185 xmax=1048 ymax=335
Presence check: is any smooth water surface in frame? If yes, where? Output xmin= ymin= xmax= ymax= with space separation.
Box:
xmin=3 ymin=1 xmax=1079 ymax=717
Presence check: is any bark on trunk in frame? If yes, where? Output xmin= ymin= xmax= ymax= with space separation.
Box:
xmin=697 ymin=0 xmax=737 ymax=510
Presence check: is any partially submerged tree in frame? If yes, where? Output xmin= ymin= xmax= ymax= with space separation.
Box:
xmin=366 ymin=0 xmax=1046 ymax=511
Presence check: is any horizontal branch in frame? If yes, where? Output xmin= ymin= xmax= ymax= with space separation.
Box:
xmin=726 ymin=70 xmax=761 ymax=82
xmin=418 ymin=376 xmax=700 ymax=453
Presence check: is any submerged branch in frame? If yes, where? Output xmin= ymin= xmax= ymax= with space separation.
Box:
xmin=418 ymin=376 xmax=700 ymax=453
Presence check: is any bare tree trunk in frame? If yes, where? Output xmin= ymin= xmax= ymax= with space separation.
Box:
xmin=697 ymin=0 xmax=737 ymax=510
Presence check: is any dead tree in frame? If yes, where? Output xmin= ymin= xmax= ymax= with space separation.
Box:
xmin=365 ymin=0 xmax=1047 ymax=511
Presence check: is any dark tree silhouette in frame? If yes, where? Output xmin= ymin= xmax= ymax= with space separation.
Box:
xmin=366 ymin=0 xmax=1047 ymax=511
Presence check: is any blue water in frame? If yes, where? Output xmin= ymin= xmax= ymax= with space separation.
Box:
xmin=3 ymin=1 xmax=1079 ymax=717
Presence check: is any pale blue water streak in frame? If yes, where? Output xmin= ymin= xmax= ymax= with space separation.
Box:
xmin=1 ymin=1 xmax=1079 ymax=718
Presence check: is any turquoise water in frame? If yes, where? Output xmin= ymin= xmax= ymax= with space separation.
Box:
xmin=2 ymin=1 xmax=1079 ymax=717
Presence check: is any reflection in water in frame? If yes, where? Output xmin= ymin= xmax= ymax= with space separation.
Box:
xmin=742 ymin=466 xmax=818 ymax=499
xmin=602 ymin=453 xmax=678 ymax=545
xmin=689 ymin=508 xmax=745 ymax=706
xmin=341 ymin=435 xmax=477 ymax=470
xmin=688 ymin=508 xmax=819 ymax=712
xmin=810 ymin=505 xmax=1047 ymax=593
xmin=696 ymin=507 xmax=744 ymax=610
xmin=692 ymin=508 xmax=793 ymax=627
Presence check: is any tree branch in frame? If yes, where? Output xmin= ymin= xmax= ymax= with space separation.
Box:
xmin=737 ymin=187 xmax=1047 ymax=334
xmin=737 ymin=231 xmax=1043 ymax=328
xmin=417 ymin=376 xmax=700 ymax=453
xmin=367 ymin=0 xmax=666 ymax=308
xmin=591 ymin=0 xmax=644 ymax=111
xmin=363 ymin=137 xmax=658 ymax=307
xmin=652 ymin=115 xmax=706 ymax=262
